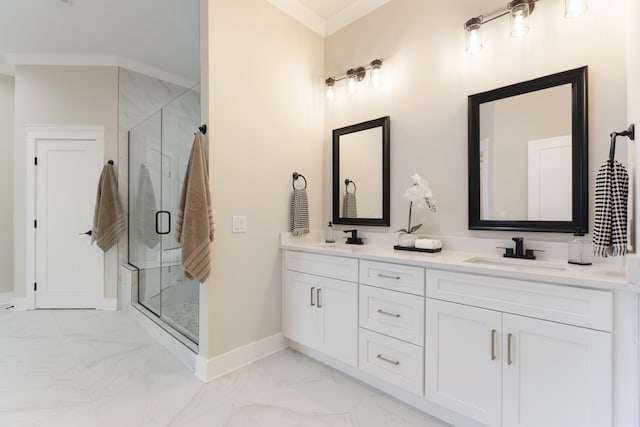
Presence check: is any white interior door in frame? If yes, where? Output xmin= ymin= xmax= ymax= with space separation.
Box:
xmin=35 ymin=138 xmax=104 ymax=308
xmin=527 ymin=135 xmax=572 ymax=220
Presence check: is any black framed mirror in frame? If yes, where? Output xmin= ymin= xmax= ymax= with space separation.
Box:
xmin=468 ymin=66 xmax=588 ymax=233
xmin=333 ymin=116 xmax=390 ymax=226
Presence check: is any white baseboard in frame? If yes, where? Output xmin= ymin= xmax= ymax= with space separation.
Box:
xmin=96 ymin=297 xmax=117 ymax=310
xmin=195 ymin=333 xmax=287 ymax=383
xmin=10 ymin=297 xmax=30 ymax=310
xmin=0 ymin=292 xmax=11 ymax=305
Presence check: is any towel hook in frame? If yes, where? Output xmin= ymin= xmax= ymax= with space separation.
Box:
xmin=107 ymin=160 xmax=114 ymax=165
xmin=199 ymin=124 xmax=207 ymax=135
xmin=344 ymin=179 xmax=356 ymax=194
xmin=292 ymin=172 xmax=307 ymax=190
xmin=609 ymin=124 xmax=635 ymax=162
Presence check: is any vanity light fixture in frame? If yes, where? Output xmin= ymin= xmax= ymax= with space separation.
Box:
xmin=464 ymin=0 xmax=590 ymax=52
xmin=325 ymin=59 xmax=383 ymax=100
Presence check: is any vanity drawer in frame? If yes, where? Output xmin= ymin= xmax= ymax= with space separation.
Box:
xmin=360 ymin=260 xmax=425 ymax=296
xmin=360 ymin=285 xmax=424 ymax=346
xmin=285 ymin=251 xmax=358 ymax=283
xmin=359 ymin=328 xmax=424 ymax=395
xmin=426 ymin=269 xmax=613 ymax=331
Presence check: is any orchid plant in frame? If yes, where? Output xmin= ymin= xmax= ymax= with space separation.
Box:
xmin=397 ymin=174 xmax=437 ymax=234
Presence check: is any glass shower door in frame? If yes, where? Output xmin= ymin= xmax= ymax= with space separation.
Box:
xmin=158 ymin=86 xmax=201 ymax=342
xmin=128 ymin=86 xmax=201 ymax=346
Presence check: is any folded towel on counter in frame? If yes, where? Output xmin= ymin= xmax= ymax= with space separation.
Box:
xmin=92 ymin=163 xmax=125 ymax=251
xmin=415 ymin=238 xmax=442 ymax=250
xmin=175 ymin=132 xmax=214 ymax=282
xmin=290 ymin=188 xmax=310 ymax=236
xmin=343 ymin=192 xmax=357 ymax=218
xmin=593 ymin=160 xmax=628 ymax=257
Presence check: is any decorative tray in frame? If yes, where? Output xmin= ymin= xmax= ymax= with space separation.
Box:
xmin=393 ymin=245 xmax=441 ymax=253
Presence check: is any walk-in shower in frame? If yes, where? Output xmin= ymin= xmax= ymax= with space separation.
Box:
xmin=128 ymin=86 xmax=201 ymax=348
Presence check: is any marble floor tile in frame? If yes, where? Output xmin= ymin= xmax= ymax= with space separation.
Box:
xmin=0 ymin=309 xmax=450 ymax=427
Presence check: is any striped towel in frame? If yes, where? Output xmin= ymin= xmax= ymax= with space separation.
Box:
xmin=175 ymin=132 xmax=214 ymax=282
xmin=290 ymin=188 xmax=310 ymax=236
xmin=343 ymin=192 xmax=357 ymax=218
xmin=593 ymin=160 xmax=629 ymax=257
xmin=92 ymin=163 xmax=125 ymax=251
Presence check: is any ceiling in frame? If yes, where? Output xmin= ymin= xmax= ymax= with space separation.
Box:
xmin=0 ymin=0 xmax=393 ymax=85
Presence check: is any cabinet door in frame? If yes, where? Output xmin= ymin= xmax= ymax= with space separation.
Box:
xmin=502 ymin=314 xmax=612 ymax=427
xmin=425 ymin=299 xmax=502 ymax=427
xmin=284 ymin=271 xmax=319 ymax=349
xmin=316 ymin=276 xmax=358 ymax=367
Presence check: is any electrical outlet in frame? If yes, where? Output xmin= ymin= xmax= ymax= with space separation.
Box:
xmin=232 ymin=216 xmax=247 ymax=233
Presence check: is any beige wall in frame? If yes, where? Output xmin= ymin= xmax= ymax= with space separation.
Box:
xmin=13 ymin=65 xmax=119 ymax=299
xmin=206 ymin=0 xmax=324 ymax=357
xmin=325 ymin=0 xmax=627 ymax=240
xmin=0 ymin=75 xmax=14 ymax=295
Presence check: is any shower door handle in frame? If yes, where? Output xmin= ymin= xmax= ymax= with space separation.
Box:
xmin=155 ymin=211 xmax=171 ymax=235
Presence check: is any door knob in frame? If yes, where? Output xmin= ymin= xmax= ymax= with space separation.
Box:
xmin=79 ymin=230 xmax=92 ymax=236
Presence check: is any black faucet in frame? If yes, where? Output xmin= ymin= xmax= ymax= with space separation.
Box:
xmin=503 ymin=237 xmax=536 ymax=259
xmin=344 ymin=229 xmax=364 ymax=245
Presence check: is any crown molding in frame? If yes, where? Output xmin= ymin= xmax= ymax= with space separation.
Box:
xmin=265 ymin=0 xmax=326 ymax=36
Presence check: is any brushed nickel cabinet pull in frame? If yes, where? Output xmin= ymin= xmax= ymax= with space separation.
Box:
xmin=491 ymin=329 xmax=497 ymax=361
xmin=317 ymin=288 xmax=322 ymax=308
xmin=310 ymin=287 xmax=315 ymax=306
xmin=507 ymin=333 xmax=513 ymax=366
xmin=376 ymin=354 xmax=400 ymax=366
xmin=377 ymin=309 xmax=401 ymax=318
xmin=377 ymin=273 xmax=401 ymax=280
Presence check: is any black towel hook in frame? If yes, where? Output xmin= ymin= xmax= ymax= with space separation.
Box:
xmin=199 ymin=124 xmax=207 ymax=135
xmin=344 ymin=179 xmax=357 ymax=194
xmin=107 ymin=160 xmax=114 ymax=165
xmin=609 ymin=124 xmax=635 ymax=162
xmin=292 ymin=172 xmax=307 ymax=190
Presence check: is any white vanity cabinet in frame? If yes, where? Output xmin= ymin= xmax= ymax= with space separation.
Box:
xmin=283 ymin=251 xmax=359 ymax=367
xmin=425 ymin=269 xmax=613 ymax=427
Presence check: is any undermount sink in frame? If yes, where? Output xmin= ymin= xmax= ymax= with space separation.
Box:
xmin=319 ymin=243 xmax=360 ymax=252
xmin=464 ymin=256 xmax=567 ymax=271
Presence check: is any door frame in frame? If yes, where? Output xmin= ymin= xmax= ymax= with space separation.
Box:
xmin=25 ymin=126 xmax=105 ymax=310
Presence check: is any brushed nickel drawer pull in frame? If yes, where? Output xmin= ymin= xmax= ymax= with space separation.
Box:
xmin=377 ymin=309 xmax=401 ymax=318
xmin=507 ymin=333 xmax=513 ymax=366
xmin=377 ymin=273 xmax=401 ymax=280
xmin=376 ymin=354 xmax=400 ymax=366
xmin=491 ymin=329 xmax=497 ymax=361
xmin=310 ymin=287 xmax=315 ymax=306
xmin=317 ymin=288 xmax=322 ymax=308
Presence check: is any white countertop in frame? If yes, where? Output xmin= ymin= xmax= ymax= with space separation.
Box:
xmin=281 ymin=232 xmax=640 ymax=293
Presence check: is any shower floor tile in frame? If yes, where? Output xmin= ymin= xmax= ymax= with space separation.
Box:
xmin=0 ymin=309 xmax=450 ymax=427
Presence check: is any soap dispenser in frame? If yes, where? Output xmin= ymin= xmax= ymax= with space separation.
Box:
xmin=568 ymin=228 xmax=592 ymax=265
xmin=325 ymin=222 xmax=335 ymax=243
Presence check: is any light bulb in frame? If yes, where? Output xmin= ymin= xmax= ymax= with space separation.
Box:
xmin=565 ymin=0 xmax=587 ymax=18
xmin=347 ymin=69 xmax=357 ymax=95
xmin=467 ymin=28 xmax=483 ymax=53
xmin=325 ymin=77 xmax=335 ymax=101
xmin=464 ymin=17 xmax=483 ymax=54
xmin=370 ymin=59 xmax=383 ymax=88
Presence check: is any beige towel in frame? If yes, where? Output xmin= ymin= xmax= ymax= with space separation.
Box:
xmin=175 ymin=132 xmax=214 ymax=282
xmin=92 ymin=164 xmax=125 ymax=251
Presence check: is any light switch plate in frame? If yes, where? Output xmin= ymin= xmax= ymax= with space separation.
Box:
xmin=232 ymin=216 xmax=247 ymax=233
